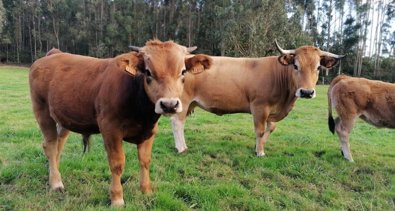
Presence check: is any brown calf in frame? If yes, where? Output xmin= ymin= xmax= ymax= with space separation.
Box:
xmin=29 ymin=40 xmax=212 ymax=206
xmin=328 ymin=75 xmax=395 ymax=161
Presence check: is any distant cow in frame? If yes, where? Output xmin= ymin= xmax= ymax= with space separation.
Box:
xmin=328 ymin=75 xmax=395 ymax=162
xmin=29 ymin=40 xmax=212 ymax=206
xmin=171 ymin=41 xmax=344 ymax=156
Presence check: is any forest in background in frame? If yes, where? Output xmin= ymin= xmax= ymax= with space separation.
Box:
xmin=0 ymin=0 xmax=394 ymax=82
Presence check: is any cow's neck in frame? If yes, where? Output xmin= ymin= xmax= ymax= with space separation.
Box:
xmin=119 ymin=74 xmax=161 ymax=123
xmin=271 ymin=66 xmax=298 ymax=120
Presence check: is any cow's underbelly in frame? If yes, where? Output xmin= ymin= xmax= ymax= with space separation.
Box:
xmin=193 ymin=96 xmax=250 ymax=115
xmin=202 ymin=107 xmax=249 ymax=115
xmin=51 ymin=111 xmax=100 ymax=134
xmin=360 ymin=112 xmax=395 ymax=129
xmin=49 ymin=103 xmax=99 ymax=134
xmin=268 ymin=112 xmax=289 ymax=122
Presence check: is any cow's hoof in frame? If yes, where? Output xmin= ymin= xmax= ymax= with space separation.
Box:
xmin=256 ymin=152 xmax=265 ymax=157
xmin=50 ymin=182 xmax=64 ymax=192
xmin=141 ymin=185 xmax=152 ymax=194
xmin=177 ymin=148 xmax=188 ymax=154
xmin=111 ymin=199 xmax=125 ymax=207
xmin=344 ymin=157 xmax=354 ymax=162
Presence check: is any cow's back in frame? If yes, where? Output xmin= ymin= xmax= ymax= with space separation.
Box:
xmin=29 ymin=53 xmax=112 ymax=133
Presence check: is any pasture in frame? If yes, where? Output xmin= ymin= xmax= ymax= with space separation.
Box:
xmin=0 ymin=67 xmax=394 ymax=210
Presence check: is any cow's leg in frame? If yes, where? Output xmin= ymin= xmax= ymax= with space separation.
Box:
xmin=269 ymin=122 xmax=277 ymax=133
xmin=255 ymin=121 xmax=273 ymax=157
xmin=251 ymin=106 xmax=271 ymax=156
xmin=33 ymin=105 xmax=65 ymax=191
xmin=102 ymin=131 xmax=125 ymax=207
xmin=56 ymin=126 xmax=70 ymax=168
xmin=171 ymin=114 xmax=188 ymax=153
xmin=335 ymin=117 xmax=354 ymax=162
xmin=137 ymin=126 xmax=156 ymax=193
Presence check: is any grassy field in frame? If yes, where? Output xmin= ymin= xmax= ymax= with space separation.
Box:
xmin=0 ymin=67 xmax=394 ymax=211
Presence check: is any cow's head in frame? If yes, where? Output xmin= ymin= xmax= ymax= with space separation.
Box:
xmin=123 ymin=40 xmax=212 ymax=115
xmin=276 ymin=40 xmax=344 ymax=98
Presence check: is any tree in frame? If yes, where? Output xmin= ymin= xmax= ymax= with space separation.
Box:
xmin=0 ymin=0 xmax=5 ymax=34
xmin=0 ymin=0 xmax=393 ymax=83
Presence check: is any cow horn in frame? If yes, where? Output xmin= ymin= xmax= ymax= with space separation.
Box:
xmin=129 ymin=46 xmax=141 ymax=52
xmin=275 ymin=40 xmax=295 ymax=55
xmin=320 ymin=51 xmax=345 ymax=59
xmin=187 ymin=46 xmax=197 ymax=53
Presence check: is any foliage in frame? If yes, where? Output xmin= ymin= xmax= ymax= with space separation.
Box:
xmin=0 ymin=0 xmax=394 ymax=81
xmin=1 ymin=67 xmax=394 ymax=210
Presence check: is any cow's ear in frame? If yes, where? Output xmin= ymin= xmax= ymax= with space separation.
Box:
xmin=116 ymin=52 xmax=144 ymax=75
xmin=278 ymin=54 xmax=295 ymax=66
xmin=320 ymin=56 xmax=340 ymax=69
xmin=185 ymin=54 xmax=212 ymax=74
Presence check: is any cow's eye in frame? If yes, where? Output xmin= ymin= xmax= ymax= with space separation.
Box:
xmin=293 ymin=64 xmax=298 ymax=70
xmin=144 ymin=69 xmax=152 ymax=77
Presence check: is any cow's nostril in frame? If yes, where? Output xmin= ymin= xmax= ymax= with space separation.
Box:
xmin=160 ymin=100 xmax=179 ymax=112
xmin=300 ymin=89 xmax=314 ymax=98
xmin=160 ymin=101 xmax=166 ymax=109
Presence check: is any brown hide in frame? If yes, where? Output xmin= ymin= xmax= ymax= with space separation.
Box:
xmin=172 ymin=44 xmax=343 ymax=155
xmin=30 ymin=52 xmax=155 ymax=137
xmin=29 ymin=40 xmax=212 ymax=207
xmin=29 ymin=51 xmax=159 ymax=207
xmin=182 ymin=56 xmax=297 ymax=120
xmin=328 ymin=75 xmax=395 ymax=161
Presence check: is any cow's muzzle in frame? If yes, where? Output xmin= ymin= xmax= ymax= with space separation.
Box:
xmin=155 ymin=98 xmax=182 ymax=114
xmin=296 ymin=88 xmax=316 ymax=99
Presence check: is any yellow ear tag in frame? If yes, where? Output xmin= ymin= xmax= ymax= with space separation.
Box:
xmin=125 ymin=66 xmax=134 ymax=74
xmin=191 ymin=65 xmax=204 ymax=74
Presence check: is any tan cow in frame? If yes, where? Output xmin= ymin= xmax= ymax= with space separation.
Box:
xmin=29 ymin=40 xmax=212 ymax=206
xmin=171 ymin=41 xmax=344 ymax=156
xmin=328 ymin=75 xmax=395 ymax=162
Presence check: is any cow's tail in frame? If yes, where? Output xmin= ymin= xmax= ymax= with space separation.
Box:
xmin=82 ymin=134 xmax=91 ymax=153
xmin=327 ymin=75 xmax=345 ymax=134
xmin=328 ymin=87 xmax=335 ymax=134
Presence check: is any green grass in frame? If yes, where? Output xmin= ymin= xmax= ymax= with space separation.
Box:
xmin=0 ymin=67 xmax=394 ymax=210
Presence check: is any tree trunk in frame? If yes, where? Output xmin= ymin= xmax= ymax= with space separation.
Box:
xmin=52 ymin=16 xmax=60 ymax=48
xmin=373 ymin=1 xmax=388 ymax=78
xmin=368 ymin=0 xmax=374 ymax=57
xmin=187 ymin=2 xmax=193 ymax=46
xmin=358 ymin=1 xmax=370 ymax=76
xmin=38 ymin=11 xmax=42 ymax=53
xmin=338 ymin=1 xmax=344 ymax=75
xmin=6 ymin=44 xmax=8 ymax=63
xmin=16 ymin=14 xmax=21 ymax=63
xmin=32 ymin=11 xmax=37 ymax=60
xmin=327 ymin=0 xmax=332 ymax=49
xmin=28 ymin=20 xmax=33 ymax=63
